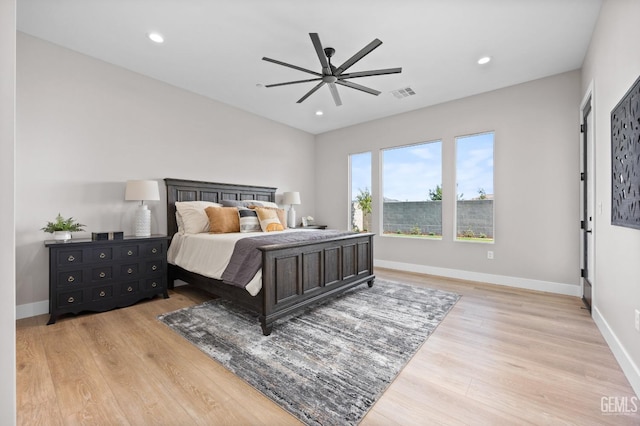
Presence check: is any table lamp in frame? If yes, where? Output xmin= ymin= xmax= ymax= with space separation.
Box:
xmin=283 ymin=191 xmax=301 ymax=228
xmin=125 ymin=180 xmax=160 ymax=237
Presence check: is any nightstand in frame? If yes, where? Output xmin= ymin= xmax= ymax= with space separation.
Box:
xmin=300 ymin=225 xmax=328 ymax=229
xmin=45 ymin=234 xmax=170 ymax=324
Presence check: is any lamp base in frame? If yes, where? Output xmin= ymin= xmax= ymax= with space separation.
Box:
xmin=288 ymin=206 xmax=296 ymax=228
xmin=134 ymin=205 xmax=151 ymax=237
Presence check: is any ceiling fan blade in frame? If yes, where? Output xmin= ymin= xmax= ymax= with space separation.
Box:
xmin=265 ymin=77 xmax=322 ymax=88
xmin=339 ymin=67 xmax=402 ymax=79
xmin=309 ymin=33 xmax=331 ymax=75
xmin=334 ymin=39 xmax=383 ymax=75
xmin=335 ymin=80 xmax=381 ymax=96
xmin=328 ymin=83 xmax=342 ymax=106
xmin=297 ymin=81 xmax=326 ymax=103
xmin=262 ymin=57 xmax=322 ymax=77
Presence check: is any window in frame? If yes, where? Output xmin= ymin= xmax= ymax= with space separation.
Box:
xmin=382 ymin=141 xmax=442 ymax=238
xmin=349 ymin=152 xmax=372 ymax=232
xmin=455 ymin=132 xmax=494 ymax=242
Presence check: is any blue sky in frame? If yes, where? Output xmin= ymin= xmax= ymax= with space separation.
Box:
xmin=351 ymin=132 xmax=493 ymax=201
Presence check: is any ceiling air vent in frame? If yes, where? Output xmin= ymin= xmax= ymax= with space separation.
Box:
xmin=391 ymin=87 xmax=416 ymax=99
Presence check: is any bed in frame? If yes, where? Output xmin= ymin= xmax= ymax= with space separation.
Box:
xmin=165 ymin=178 xmax=375 ymax=335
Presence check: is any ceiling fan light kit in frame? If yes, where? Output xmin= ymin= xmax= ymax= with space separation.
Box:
xmin=262 ymin=33 xmax=402 ymax=106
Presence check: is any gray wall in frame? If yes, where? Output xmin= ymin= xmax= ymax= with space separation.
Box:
xmin=316 ymin=70 xmax=581 ymax=293
xmin=1 ymin=0 xmax=16 ymax=423
xmin=383 ymin=200 xmax=493 ymax=238
xmin=581 ymin=0 xmax=640 ymax=395
xmin=15 ymin=33 xmax=316 ymax=312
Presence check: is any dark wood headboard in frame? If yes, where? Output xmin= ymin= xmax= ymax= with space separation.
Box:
xmin=165 ymin=178 xmax=277 ymax=237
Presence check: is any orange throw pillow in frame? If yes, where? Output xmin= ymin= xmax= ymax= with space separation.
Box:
xmin=205 ymin=206 xmax=240 ymax=233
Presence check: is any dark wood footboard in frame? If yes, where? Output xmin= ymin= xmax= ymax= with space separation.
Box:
xmin=164 ymin=178 xmax=375 ymax=335
xmin=259 ymin=232 xmax=374 ymax=335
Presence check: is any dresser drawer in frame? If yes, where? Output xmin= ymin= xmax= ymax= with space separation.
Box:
xmin=143 ymin=241 xmax=164 ymax=257
xmin=91 ymin=247 xmax=113 ymax=262
xmin=58 ymin=269 xmax=84 ymax=286
xmin=121 ymin=263 xmax=139 ymax=277
xmin=57 ymin=290 xmax=83 ymax=308
xmin=145 ymin=259 xmax=164 ymax=274
xmin=92 ymin=285 xmax=114 ymax=301
xmin=120 ymin=281 xmax=139 ymax=296
xmin=57 ymin=249 xmax=84 ymax=266
xmin=121 ymin=245 xmax=139 ymax=258
xmin=144 ymin=277 xmax=164 ymax=292
xmin=91 ymin=266 xmax=113 ymax=281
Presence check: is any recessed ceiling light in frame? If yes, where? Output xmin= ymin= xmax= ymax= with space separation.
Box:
xmin=147 ymin=32 xmax=164 ymax=44
xmin=315 ymin=110 xmax=324 ymax=116
xmin=477 ymin=56 xmax=491 ymax=65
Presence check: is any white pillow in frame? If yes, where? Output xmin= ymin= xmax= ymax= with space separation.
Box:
xmin=258 ymin=201 xmax=280 ymax=209
xmin=175 ymin=201 xmax=222 ymax=234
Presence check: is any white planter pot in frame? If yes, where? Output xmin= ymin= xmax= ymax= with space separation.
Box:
xmin=53 ymin=231 xmax=72 ymax=241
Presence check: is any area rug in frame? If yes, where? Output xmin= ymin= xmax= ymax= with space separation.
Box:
xmin=158 ymin=279 xmax=459 ymax=425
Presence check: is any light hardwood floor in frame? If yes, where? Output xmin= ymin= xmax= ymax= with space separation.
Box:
xmin=17 ymin=268 xmax=640 ymax=425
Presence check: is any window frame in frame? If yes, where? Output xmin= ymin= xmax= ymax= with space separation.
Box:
xmin=380 ymin=139 xmax=443 ymax=240
xmin=454 ymin=131 xmax=495 ymax=243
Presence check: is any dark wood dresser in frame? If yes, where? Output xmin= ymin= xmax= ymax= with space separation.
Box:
xmin=45 ymin=234 xmax=170 ymax=324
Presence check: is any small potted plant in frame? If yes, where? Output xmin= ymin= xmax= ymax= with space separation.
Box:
xmin=41 ymin=213 xmax=86 ymax=241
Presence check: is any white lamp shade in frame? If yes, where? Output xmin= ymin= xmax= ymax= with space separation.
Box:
xmin=283 ymin=191 xmax=301 ymax=205
xmin=125 ymin=180 xmax=160 ymax=201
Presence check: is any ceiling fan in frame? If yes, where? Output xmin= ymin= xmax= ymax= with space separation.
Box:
xmin=262 ymin=33 xmax=402 ymax=106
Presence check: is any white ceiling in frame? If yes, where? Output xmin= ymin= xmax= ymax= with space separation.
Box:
xmin=17 ymin=0 xmax=602 ymax=135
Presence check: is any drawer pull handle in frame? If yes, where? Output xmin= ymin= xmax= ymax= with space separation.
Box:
xmin=99 ymin=252 xmax=106 ymax=259
xmin=127 ymin=286 xmax=133 ymax=292
xmin=151 ymin=282 xmax=157 ymax=288
xmin=67 ymin=276 xmax=75 ymax=283
xmin=99 ymin=272 xmax=106 ymax=278
xmin=99 ymin=291 xmax=106 ymax=297
xmin=67 ymin=296 xmax=75 ymax=303
xmin=152 ymin=265 xmax=157 ymax=271
xmin=127 ymin=268 xmax=133 ymax=274
xmin=67 ymin=255 xmax=75 ymax=262
xmin=152 ymin=248 xmax=158 ymax=254
xmin=127 ymin=250 xmax=133 ymax=256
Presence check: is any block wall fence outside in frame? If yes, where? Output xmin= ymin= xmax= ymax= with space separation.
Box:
xmin=377 ymin=200 xmax=494 ymax=237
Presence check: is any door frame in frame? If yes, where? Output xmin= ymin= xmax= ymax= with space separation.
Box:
xmin=580 ymin=82 xmax=595 ymax=311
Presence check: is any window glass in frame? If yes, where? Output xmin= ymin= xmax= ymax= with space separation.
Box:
xmin=350 ymin=152 xmax=372 ymax=232
xmin=455 ymin=132 xmax=494 ymax=242
xmin=382 ymin=141 xmax=442 ymax=238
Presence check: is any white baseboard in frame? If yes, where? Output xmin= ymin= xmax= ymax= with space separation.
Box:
xmin=592 ymin=306 xmax=640 ymax=397
xmin=374 ymin=259 xmax=581 ymax=297
xmin=16 ymin=300 xmax=49 ymax=320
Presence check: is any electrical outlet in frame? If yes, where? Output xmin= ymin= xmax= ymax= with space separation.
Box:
xmin=635 ymin=309 xmax=640 ymax=332
xmin=487 ymin=251 xmax=494 ymax=260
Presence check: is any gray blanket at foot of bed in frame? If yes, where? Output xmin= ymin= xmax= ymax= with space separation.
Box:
xmin=221 ymin=230 xmax=354 ymax=288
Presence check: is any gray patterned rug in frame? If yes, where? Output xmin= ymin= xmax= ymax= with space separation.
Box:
xmin=158 ymin=279 xmax=459 ymax=425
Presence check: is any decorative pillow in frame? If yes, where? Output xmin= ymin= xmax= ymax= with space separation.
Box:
xmin=175 ymin=201 xmax=222 ymax=234
xmin=238 ymin=207 xmax=261 ymax=233
xmin=257 ymin=201 xmax=280 ymax=209
xmin=204 ymin=206 xmax=240 ymax=233
xmin=252 ymin=206 xmax=287 ymax=229
xmin=254 ymin=207 xmax=285 ymax=232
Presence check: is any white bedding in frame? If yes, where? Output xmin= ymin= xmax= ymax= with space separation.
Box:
xmin=167 ymin=229 xmax=314 ymax=296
